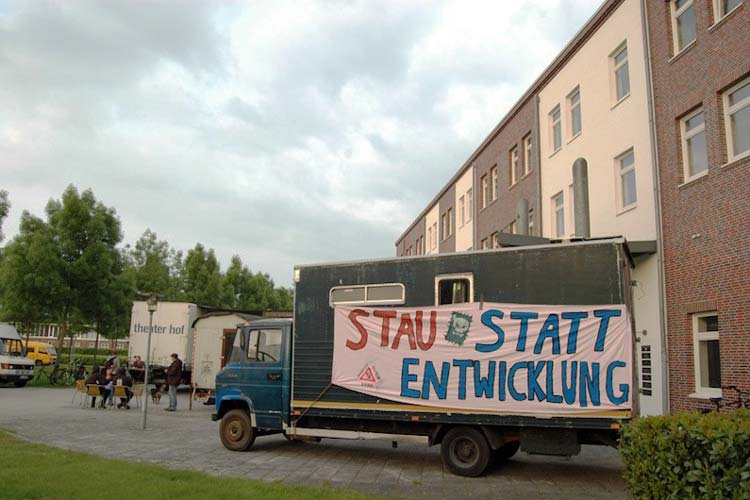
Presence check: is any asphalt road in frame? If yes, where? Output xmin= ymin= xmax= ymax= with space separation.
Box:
xmin=0 ymin=386 xmax=627 ymax=499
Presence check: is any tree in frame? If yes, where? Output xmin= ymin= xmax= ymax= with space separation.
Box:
xmin=0 ymin=190 xmax=9 ymax=243
xmin=0 ymin=212 xmax=69 ymax=345
xmin=125 ymin=229 xmax=183 ymax=300
xmin=44 ymin=186 xmax=133 ymax=356
xmin=221 ymin=255 xmax=293 ymax=312
xmin=181 ymin=243 xmax=227 ymax=307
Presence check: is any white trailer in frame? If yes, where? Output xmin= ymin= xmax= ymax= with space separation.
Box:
xmin=128 ymin=301 xmax=201 ymax=384
xmin=191 ymin=312 xmax=259 ymax=401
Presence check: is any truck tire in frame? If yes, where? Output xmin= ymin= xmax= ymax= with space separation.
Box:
xmin=14 ymin=380 xmax=27 ymax=388
xmin=440 ymin=427 xmax=492 ymax=477
xmin=494 ymin=440 xmax=520 ymax=461
xmin=219 ymin=409 xmax=256 ymax=451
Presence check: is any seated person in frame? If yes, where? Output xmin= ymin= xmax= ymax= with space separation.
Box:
xmin=99 ymin=367 xmax=113 ymax=408
xmin=86 ymin=365 xmax=110 ymax=409
xmin=129 ymin=355 xmax=145 ymax=382
xmin=114 ymin=367 xmax=134 ymax=409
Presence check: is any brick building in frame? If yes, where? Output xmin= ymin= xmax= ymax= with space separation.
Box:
xmin=645 ymin=0 xmax=750 ymax=411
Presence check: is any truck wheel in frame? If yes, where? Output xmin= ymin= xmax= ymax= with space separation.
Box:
xmin=220 ymin=409 xmax=256 ymax=451
xmin=14 ymin=380 xmax=27 ymax=388
xmin=494 ymin=441 xmax=520 ymax=461
xmin=440 ymin=427 xmax=492 ymax=477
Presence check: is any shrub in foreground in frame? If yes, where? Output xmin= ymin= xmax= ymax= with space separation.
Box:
xmin=620 ymin=410 xmax=750 ymax=499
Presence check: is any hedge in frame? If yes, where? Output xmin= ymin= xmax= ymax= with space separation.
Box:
xmin=620 ymin=410 xmax=750 ymax=499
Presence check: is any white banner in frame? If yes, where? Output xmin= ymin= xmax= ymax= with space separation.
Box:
xmin=332 ymin=302 xmax=632 ymax=415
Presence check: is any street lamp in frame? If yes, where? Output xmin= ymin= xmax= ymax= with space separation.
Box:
xmin=141 ymin=293 xmax=158 ymax=430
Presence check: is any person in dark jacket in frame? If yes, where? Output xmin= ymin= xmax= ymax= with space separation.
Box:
xmin=86 ymin=365 xmax=110 ymax=409
xmin=165 ymin=353 xmax=182 ymax=411
xmin=114 ymin=367 xmax=134 ymax=409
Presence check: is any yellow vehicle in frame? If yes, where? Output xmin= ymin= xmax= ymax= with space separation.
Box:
xmin=19 ymin=341 xmax=58 ymax=366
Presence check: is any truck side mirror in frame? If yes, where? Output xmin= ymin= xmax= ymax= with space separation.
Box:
xmin=239 ymin=330 xmax=247 ymax=352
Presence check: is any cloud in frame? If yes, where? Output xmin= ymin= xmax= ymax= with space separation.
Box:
xmin=0 ymin=0 xmax=604 ymax=284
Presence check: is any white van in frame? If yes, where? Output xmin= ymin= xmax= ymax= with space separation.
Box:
xmin=0 ymin=323 xmax=35 ymax=387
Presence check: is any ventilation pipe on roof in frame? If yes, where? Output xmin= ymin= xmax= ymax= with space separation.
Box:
xmin=572 ymin=158 xmax=590 ymax=238
xmin=515 ymin=198 xmax=529 ymax=236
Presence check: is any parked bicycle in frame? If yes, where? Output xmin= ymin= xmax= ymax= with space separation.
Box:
xmin=703 ymin=385 xmax=750 ymax=413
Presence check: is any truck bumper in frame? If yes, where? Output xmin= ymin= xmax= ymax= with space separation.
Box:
xmin=211 ymin=413 xmax=219 ymax=421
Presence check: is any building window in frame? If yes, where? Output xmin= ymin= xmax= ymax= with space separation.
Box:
xmin=523 ymin=134 xmax=532 ymax=175
xmin=441 ymin=213 xmax=447 ymax=241
xmin=693 ymin=313 xmax=721 ymax=397
xmin=671 ymin=0 xmax=697 ymax=53
xmin=480 ymin=238 xmax=489 ymax=249
xmin=480 ymin=175 xmax=488 ymax=209
xmin=552 ymin=192 xmax=565 ymax=238
xmin=492 ymin=232 xmax=501 ymax=248
xmin=617 ymin=149 xmax=637 ymax=210
xmin=509 ymin=147 xmax=519 ymax=185
xmin=681 ymin=107 xmax=708 ymax=180
xmin=432 ymin=222 xmax=437 ymax=249
xmin=459 ymin=195 xmax=465 ymax=226
xmin=550 ymin=105 xmax=562 ymax=152
xmin=568 ymin=87 xmax=582 ymax=137
xmin=723 ymin=77 xmax=750 ymax=162
xmin=508 ymin=220 xmax=517 ymax=235
xmin=490 ymin=166 xmax=498 ymax=201
xmin=427 ymin=226 xmax=432 ymax=250
xmin=612 ymin=44 xmax=630 ymax=102
xmin=447 ymin=208 xmax=453 ymax=237
xmin=466 ymin=189 xmax=473 ymax=221
xmin=528 ymin=208 xmax=534 ymax=235
xmin=713 ymin=0 xmax=742 ymax=22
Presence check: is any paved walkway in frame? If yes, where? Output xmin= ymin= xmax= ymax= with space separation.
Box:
xmin=0 ymin=387 xmax=627 ymax=499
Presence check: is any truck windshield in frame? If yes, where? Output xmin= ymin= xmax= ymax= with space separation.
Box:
xmin=0 ymin=339 xmax=25 ymax=357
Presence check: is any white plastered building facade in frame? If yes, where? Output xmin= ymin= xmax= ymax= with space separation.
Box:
xmin=538 ymin=0 xmax=665 ymax=415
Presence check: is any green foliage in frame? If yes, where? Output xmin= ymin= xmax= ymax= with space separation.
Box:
xmin=619 ymin=410 xmax=750 ymax=499
xmin=124 ymin=229 xmax=184 ymax=299
xmin=0 ymin=430 xmax=388 ymax=500
xmin=0 ymin=189 xmax=9 ymax=243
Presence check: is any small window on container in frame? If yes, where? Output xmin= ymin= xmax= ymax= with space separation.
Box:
xmin=366 ymin=284 xmax=405 ymax=303
xmin=435 ymin=274 xmax=474 ymax=305
xmin=330 ymin=286 xmax=366 ymax=304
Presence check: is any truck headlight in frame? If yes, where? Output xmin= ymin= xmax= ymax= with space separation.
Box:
xmin=1 ymin=363 xmax=9 ymax=369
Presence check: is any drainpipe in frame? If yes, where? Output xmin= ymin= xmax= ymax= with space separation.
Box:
xmin=533 ymin=95 xmax=543 ymax=237
xmin=516 ymin=198 xmax=530 ymax=235
xmin=572 ymin=158 xmax=591 ymax=238
xmin=641 ymin=0 xmax=670 ymax=414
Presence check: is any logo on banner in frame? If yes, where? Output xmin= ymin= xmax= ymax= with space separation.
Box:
xmin=445 ymin=312 xmax=473 ymax=346
xmin=358 ymin=364 xmax=381 ymax=388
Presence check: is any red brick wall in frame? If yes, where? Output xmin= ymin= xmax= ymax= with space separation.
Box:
xmin=646 ymin=1 xmax=750 ymax=411
xmin=474 ymin=98 xmax=538 ymax=244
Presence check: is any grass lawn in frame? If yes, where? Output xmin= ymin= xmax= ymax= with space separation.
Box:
xmin=0 ymin=430 xmax=394 ymax=500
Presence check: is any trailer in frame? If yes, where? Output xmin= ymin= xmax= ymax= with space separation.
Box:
xmin=214 ymin=239 xmax=636 ymax=476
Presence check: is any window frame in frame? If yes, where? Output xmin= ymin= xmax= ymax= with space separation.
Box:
xmin=611 ymin=43 xmax=630 ymax=103
xmin=680 ymin=107 xmax=708 ymax=181
xmin=528 ymin=208 xmax=535 ymax=235
xmin=466 ymin=189 xmax=473 ymax=222
xmin=459 ymin=195 xmax=465 ymax=227
xmin=712 ymin=0 xmax=743 ymax=23
xmin=671 ymin=0 xmax=697 ymax=54
xmin=549 ymin=105 xmax=562 ymax=153
xmin=480 ymin=174 xmax=488 ymax=209
xmin=568 ymin=86 xmax=582 ymax=138
xmin=329 ymin=283 xmax=406 ymax=307
xmin=552 ymin=191 xmax=565 ymax=238
xmin=616 ymin=148 xmax=638 ymax=211
xmin=523 ymin=134 xmax=533 ymax=176
xmin=245 ymin=328 xmax=283 ymax=364
xmin=432 ymin=222 xmax=437 ymax=249
xmin=490 ymin=166 xmax=498 ymax=201
xmin=692 ymin=312 xmax=721 ymax=398
xmin=509 ymin=147 xmax=519 ymax=186
xmin=723 ymin=77 xmax=750 ymax=163
xmin=441 ymin=212 xmax=447 ymax=241
xmin=447 ymin=207 xmax=453 ymax=237
xmin=434 ymin=273 xmax=474 ymax=306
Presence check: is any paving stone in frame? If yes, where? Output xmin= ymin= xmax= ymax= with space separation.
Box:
xmin=0 ymin=387 xmax=627 ymax=499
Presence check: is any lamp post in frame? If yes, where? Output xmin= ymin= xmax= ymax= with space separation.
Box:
xmin=141 ymin=293 xmax=158 ymax=430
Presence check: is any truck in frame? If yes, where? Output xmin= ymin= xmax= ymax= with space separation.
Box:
xmin=213 ymin=239 xmax=636 ymax=476
xmin=127 ymin=301 xmax=200 ymax=386
xmin=0 ymin=323 xmax=36 ymax=387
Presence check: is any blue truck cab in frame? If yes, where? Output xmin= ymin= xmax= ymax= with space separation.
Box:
xmin=213 ymin=318 xmax=292 ymax=450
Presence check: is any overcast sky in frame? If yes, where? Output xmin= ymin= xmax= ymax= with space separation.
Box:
xmin=0 ymin=0 xmax=603 ymax=285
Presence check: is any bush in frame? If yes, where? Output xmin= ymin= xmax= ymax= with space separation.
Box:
xmin=620 ymin=410 xmax=750 ymax=499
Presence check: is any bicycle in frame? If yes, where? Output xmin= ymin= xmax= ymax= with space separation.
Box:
xmin=58 ymin=359 xmax=86 ymax=385
xmin=703 ymin=385 xmax=750 ymax=413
